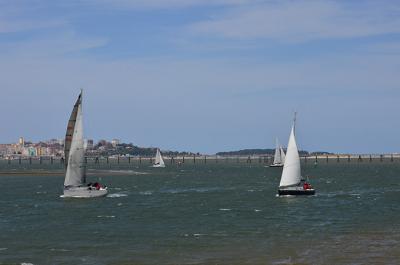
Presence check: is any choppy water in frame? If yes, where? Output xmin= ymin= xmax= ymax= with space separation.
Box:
xmin=1 ymin=162 xmax=400 ymax=265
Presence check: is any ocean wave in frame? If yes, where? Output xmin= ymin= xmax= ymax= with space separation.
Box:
xmin=97 ymin=215 xmax=115 ymax=218
xmin=50 ymin=248 xmax=70 ymax=252
xmin=219 ymin=208 xmax=231 ymax=211
xmin=275 ymin=194 xmax=297 ymax=198
xmin=139 ymin=191 xmax=153 ymax=195
xmin=105 ymin=170 xmax=149 ymax=175
xmin=107 ymin=193 xmax=128 ymax=198
xmin=161 ymin=187 xmax=221 ymax=194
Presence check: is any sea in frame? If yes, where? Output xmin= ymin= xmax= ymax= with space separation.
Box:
xmin=0 ymin=160 xmax=399 ymax=265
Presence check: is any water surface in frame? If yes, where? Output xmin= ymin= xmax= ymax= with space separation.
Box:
xmin=0 ymin=162 xmax=399 ymax=264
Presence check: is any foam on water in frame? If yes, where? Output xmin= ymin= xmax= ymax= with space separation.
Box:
xmin=105 ymin=170 xmax=149 ymax=175
xmin=139 ymin=191 xmax=153 ymax=195
xmin=107 ymin=193 xmax=128 ymax=198
xmin=161 ymin=187 xmax=222 ymax=194
xmin=97 ymin=215 xmax=115 ymax=218
xmin=50 ymin=248 xmax=70 ymax=252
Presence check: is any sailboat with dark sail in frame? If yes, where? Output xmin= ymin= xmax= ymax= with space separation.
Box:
xmin=62 ymin=91 xmax=108 ymax=198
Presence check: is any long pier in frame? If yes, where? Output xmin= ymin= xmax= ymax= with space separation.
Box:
xmin=0 ymin=154 xmax=399 ymax=168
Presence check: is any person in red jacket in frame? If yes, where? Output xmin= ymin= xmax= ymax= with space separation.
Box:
xmin=303 ymin=182 xmax=312 ymax=190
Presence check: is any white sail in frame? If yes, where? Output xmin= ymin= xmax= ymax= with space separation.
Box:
xmin=279 ymin=125 xmax=301 ymax=188
xmin=154 ymin=148 xmax=165 ymax=167
xmin=64 ymin=92 xmax=86 ymax=187
xmin=280 ymin=146 xmax=286 ymax=163
xmin=273 ymin=138 xmax=282 ymax=165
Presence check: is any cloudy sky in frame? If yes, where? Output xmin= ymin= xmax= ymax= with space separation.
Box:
xmin=0 ymin=0 xmax=399 ymax=154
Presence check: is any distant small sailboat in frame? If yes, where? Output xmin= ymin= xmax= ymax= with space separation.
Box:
xmin=278 ymin=113 xmax=315 ymax=196
xmin=152 ymin=148 xmax=166 ymax=168
xmin=269 ymin=138 xmax=286 ymax=167
xmin=62 ymin=91 xmax=108 ymax=198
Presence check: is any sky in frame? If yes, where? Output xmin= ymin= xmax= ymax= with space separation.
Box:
xmin=0 ymin=0 xmax=400 ymax=154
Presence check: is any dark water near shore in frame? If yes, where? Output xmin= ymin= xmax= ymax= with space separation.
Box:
xmin=1 ymin=162 xmax=400 ymax=265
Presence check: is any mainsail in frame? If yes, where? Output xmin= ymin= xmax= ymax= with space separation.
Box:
xmin=64 ymin=92 xmax=86 ymax=187
xmin=279 ymin=125 xmax=301 ymax=188
xmin=155 ymin=148 xmax=165 ymax=166
xmin=280 ymin=146 xmax=286 ymax=163
xmin=273 ymin=138 xmax=283 ymax=165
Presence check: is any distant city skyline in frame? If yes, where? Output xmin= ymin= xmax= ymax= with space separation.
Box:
xmin=0 ymin=1 xmax=399 ymax=154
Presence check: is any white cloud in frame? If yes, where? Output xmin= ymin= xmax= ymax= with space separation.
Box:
xmin=189 ymin=0 xmax=400 ymax=42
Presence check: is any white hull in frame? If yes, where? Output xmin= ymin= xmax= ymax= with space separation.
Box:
xmin=62 ymin=186 xmax=108 ymax=198
xmin=152 ymin=164 xmax=165 ymax=168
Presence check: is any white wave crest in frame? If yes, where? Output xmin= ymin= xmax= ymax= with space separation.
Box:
xmin=107 ymin=193 xmax=128 ymax=198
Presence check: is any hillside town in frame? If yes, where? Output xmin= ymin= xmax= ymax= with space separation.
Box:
xmin=0 ymin=137 xmax=121 ymax=158
xmin=0 ymin=137 xmax=196 ymax=158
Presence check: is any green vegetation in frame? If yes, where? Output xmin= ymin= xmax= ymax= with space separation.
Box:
xmin=216 ymin=148 xmax=310 ymax=156
xmin=94 ymin=143 xmax=197 ymax=157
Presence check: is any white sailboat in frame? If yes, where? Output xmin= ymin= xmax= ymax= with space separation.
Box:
xmin=278 ymin=113 xmax=315 ymax=196
xmin=152 ymin=148 xmax=165 ymax=168
xmin=280 ymin=146 xmax=286 ymax=163
xmin=62 ymin=91 xmax=108 ymax=198
xmin=269 ymin=138 xmax=285 ymax=167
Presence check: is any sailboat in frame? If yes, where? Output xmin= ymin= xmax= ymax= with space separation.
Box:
xmin=152 ymin=148 xmax=166 ymax=168
xmin=62 ymin=91 xmax=108 ymax=198
xmin=280 ymin=145 xmax=286 ymax=163
xmin=269 ymin=138 xmax=286 ymax=167
xmin=278 ymin=113 xmax=315 ymax=196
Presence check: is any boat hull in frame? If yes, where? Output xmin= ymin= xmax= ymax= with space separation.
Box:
xmin=278 ymin=188 xmax=315 ymax=196
xmin=269 ymin=164 xmax=283 ymax=168
xmin=62 ymin=187 xmax=108 ymax=198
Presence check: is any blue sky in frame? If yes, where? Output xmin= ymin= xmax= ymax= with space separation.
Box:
xmin=0 ymin=0 xmax=400 ymax=154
